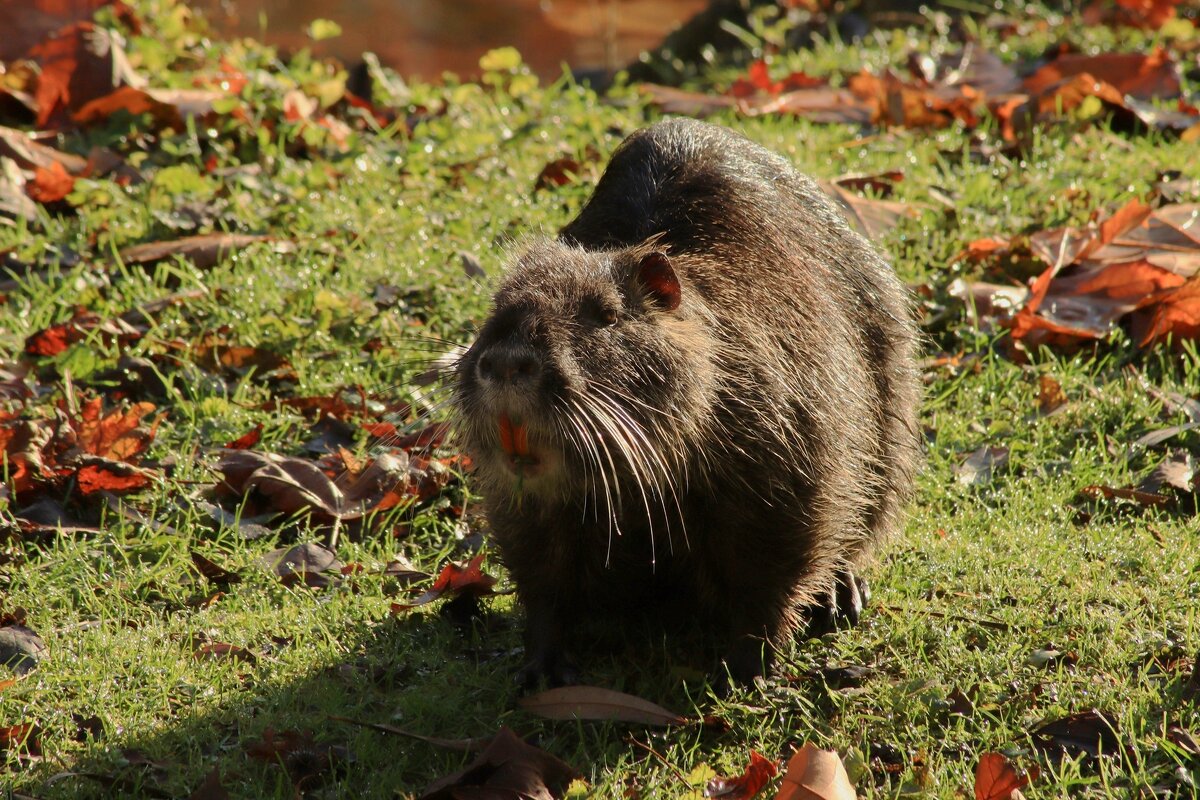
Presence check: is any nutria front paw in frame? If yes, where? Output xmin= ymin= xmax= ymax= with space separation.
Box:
xmin=517 ymin=650 xmax=579 ymax=691
xmin=804 ymin=570 xmax=870 ymax=637
xmin=713 ymin=636 xmax=772 ymax=696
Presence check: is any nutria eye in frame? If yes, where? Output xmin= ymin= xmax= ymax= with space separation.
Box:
xmin=581 ymin=300 xmax=619 ymax=327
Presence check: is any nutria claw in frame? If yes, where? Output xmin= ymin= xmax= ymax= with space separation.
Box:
xmin=804 ymin=570 xmax=870 ymax=638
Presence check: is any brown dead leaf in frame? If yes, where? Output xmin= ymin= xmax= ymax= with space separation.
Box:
xmin=26 ymin=160 xmax=75 ymax=203
xmin=241 ymin=456 xmax=345 ymax=518
xmin=118 ymin=233 xmax=277 ymax=270
xmin=1023 ymin=48 xmax=1181 ymax=102
xmin=518 ymin=686 xmax=686 ymax=726
xmin=1139 ymin=277 xmax=1200 ymax=346
xmin=1085 ymin=0 xmax=1185 ymax=28
xmin=1166 ymin=722 xmax=1200 ymax=755
xmin=639 ymin=81 xmax=873 ymax=125
xmin=72 ymin=85 xmax=183 ymax=129
xmin=848 ymin=68 xmax=983 ymax=130
xmin=261 ymin=542 xmax=343 ymax=589
xmin=0 ymin=619 xmax=46 ymax=675
xmin=0 ymin=125 xmax=88 ymax=173
xmin=418 ymin=727 xmax=579 ymax=800
xmin=188 ymin=766 xmax=231 ymax=800
xmin=70 ymin=396 xmax=158 ymax=461
xmin=534 ymin=156 xmax=584 ymax=191
xmin=773 ymin=744 xmax=855 ymax=800
xmin=245 ymin=728 xmax=350 ymax=790
xmin=1037 ymin=375 xmax=1067 ymax=414
xmin=974 ymin=752 xmax=1037 ymax=800
xmin=729 ymin=60 xmax=826 ymax=98
xmin=75 ymin=458 xmax=153 ymax=494
xmin=0 ymin=722 xmax=42 ymax=758
xmin=191 ymin=336 xmax=294 ymax=382
xmin=391 ymin=553 xmax=496 ymax=612
xmin=190 ymin=550 xmax=241 ymax=588
xmin=985 ymin=201 xmax=1200 ymax=349
xmin=955 ymin=446 xmax=1009 ymax=486
xmin=382 ymin=555 xmax=430 ymax=588
xmin=26 ymin=22 xmax=139 ymax=127
xmin=821 ymin=175 xmax=921 ymax=242
xmin=705 ymin=750 xmax=778 ymax=799
xmin=1078 ymin=483 xmax=1172 ymax=508
xmin=24 ymin=308 xmax=143 ymax=357
xmin=222 ymin=424 xmax=262 ymax=450
xmin=1031 ymin=709 xmax=1121 ymax=759
xmin=1139 ymin=451 xmax=1195 ymax=494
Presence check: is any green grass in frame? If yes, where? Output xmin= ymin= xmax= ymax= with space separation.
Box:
xmin=3 ymin=1 xmax=1200 ymax=797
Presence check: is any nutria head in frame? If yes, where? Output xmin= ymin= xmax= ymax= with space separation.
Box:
xmin=454 ymin=238 xmax=717 ymax=512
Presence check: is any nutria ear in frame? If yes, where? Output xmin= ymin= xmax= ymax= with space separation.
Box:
xmin=637 ymin=252 xmax=681 ymax=312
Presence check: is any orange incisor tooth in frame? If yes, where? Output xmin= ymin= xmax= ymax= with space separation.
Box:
xmin=498 ymin=413 xmax=530 ymax=456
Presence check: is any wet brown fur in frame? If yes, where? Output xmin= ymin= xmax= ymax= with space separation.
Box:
xmin=453 ymin=119 xmax=921 ymax=683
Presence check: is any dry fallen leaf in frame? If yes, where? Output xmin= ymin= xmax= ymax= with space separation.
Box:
xmin=1037 ymin=375 xmax=1067 ymax=414
xmin=391 ymin=553 xmax=496 ymax=612
xmin=821 ymin=174 xmax=922 ymax=242
xmin=261 ymin=542 xmax=344 ymax=589
xmin=187 ymin=766 xmax=231 ymax=800
xmin=1031 ymin=709 xmax=1120 ymax=759
xmin=955 ymin=446 xmax=1009 ymax=486
xmin=222 ymin=423 xmax=263 ymax=450
xmin=1022 ymin=48 xmax=1180 ymax=102
xmin=118 ymin=233 xmax=278 ymax=270
xmin=773 ymin=744 xmax=855 ymax=800
xmin=0 ymin=619 xmax=47 ymax=676
xmin=418 ymin=726 xmax=579 ymax=800
xmin=518 ymin=685 xmax=687 ymax=726
xmin=245 ymin=728 xmax=350 ymax=791
xmin=974 ymin=752 xmax=1037 ymax=800
xmin=26 ymin=159 xmax=75 ymax=203
xmin=705 ymin=750 xmax=778 ymax=799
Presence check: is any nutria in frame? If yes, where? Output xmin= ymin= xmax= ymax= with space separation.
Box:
xmin=453 ymin=118 xmax=921 ymax=687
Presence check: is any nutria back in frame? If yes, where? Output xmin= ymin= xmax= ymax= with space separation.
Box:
xmin=454 ymin=118 xmax=921 ymax=685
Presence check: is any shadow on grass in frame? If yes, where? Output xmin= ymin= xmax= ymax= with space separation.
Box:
xmin=32 ymin=600 xmax=774 ymax=799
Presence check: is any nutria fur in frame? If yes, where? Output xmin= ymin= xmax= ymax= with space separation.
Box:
xmin=454 ymin=118 xmax=921 ymax=686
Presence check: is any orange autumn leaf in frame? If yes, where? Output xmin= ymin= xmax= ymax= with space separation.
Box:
xmin=1114 ymin=0 xmax=1183 ymax=28
xmin=773 ymin=745 xmax=855 ymax=800
xmin=390 ymin=553 xmax=497 ymax=613
xmin=72 ymin=85 xmax=182 ymax=128
xmin=23 ymin=319 xmax=79 ymax=356
xmin=26 ymin=21 xmax=121 ymax=127
xmin=26 ymin=160 xmax=75 ymax=203
xmin=1023 ymin=48 xmax=1180 ymax=101
xmin=223 ymin=423 xmax=263 ymax=450
xmin=974 ymin=752 xmax=1037 ymax=800
xmin=1072 ymin=260 xmax=1186 ymax=299
xmin=72 ymin=397 xmax=158 ymax=461
xmin=1140 ymin=278 xmax=1200 ymax=346
xmin=75 ymin=461 xmax=152 ymax=494
xmin=706 ymin=750 xmax=778 ymax=799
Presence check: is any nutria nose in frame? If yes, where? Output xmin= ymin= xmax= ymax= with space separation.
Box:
xmin=477 ymin=346 xmax=540 ymax=385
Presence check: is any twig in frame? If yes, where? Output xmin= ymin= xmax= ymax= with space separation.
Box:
xmin=624 ymin=735 xmax=689 ymax=785
xmin=328 ymin=715 xmax=488 ymax=752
